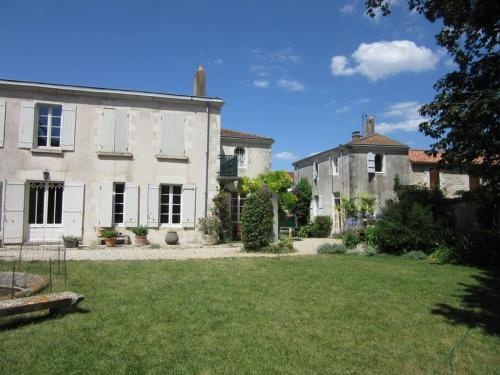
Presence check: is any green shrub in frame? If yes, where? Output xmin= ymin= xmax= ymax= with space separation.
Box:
xmin=317 ymin=243 xmax=346 ymax=254
xmin=310 ymin=216 xmax=332 ymax=238
xmin=197 ymin=216 xmax=221 ymax=236
xmin=261 ymin=243 xmax=295 ymax=254
xmin=342 ymin=231 xmax=361 ymax=249
xmin=363 ymin=225 xmax=378 ymax=247
xmin=130 ymin=226 xmax=148 ymax=236
xmin=241 ymin=189 xmax=274 ymax=251
xmin=278 ymin=236 xmax=294 ymax=251
xmin=292 ymin=178 xmax=313 ymax=226
xmin=403 ymin=250 xmax=427 ymax=260
xmin=428 ymin=246 xmax=458 ymax=264
xmin=62 ymin=235 xmax=81 ymax=242
xmin=297 ymin=224 xmax=313 ymax=238
xmin=211 ymin=191 xmax=232 ymax=241
xmin=372 ymin=200 xmax=437 ymax=255
xmin=101 ymin=229 xmax=118 ymax=238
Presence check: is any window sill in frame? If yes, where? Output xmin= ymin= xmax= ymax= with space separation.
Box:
xmin=97 ymin=151 xmax=133 ymax=159
xmin=30 ymin=148 xmax=63 ymax=155
xmin=155 ymin=154 xmax=189 ymax=162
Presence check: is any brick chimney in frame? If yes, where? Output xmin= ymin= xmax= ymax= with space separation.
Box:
xmin=194 ymin=64 xmax=206 ymax=96
xmin=352 ymin=131 xmax=362 ymax=142
xmin=363 ymin=115 xmax=375 ymax=137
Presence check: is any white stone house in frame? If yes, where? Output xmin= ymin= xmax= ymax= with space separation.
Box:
xmin=0 ymin=67 xmax=273 ymax=245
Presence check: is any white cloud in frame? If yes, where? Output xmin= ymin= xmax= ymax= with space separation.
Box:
xmin=275 ymin=151 xmax=297 ymax=162
xmin=357 ymin=98 xmax=371 ymax=104
xmin=277 ymin=79 xmax=305 ymax=92
xmin=270 ymin=47 xmax=302 ymax=64
xmin=250 ymin=64 xmax=270 ymax=77
xmin=253 ymin=80 xmax=269 ymax=88
xmin=377 ymin=101 xmax=425 ymax=134
xmin=212 ymin=58 xmax=223 ymax=65
xmin=339 ymin=4 xmax=355 ymax=15
xmin=330 ymin=40 xmax=440 ymax=81
xmin=335 ymin=105 xmax=350 ymax=113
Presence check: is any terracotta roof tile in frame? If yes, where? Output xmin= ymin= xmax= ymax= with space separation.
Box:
xmin=409 ymin=149 xmax=443 ymax=164
xmin=349 ymin=133 xmax=405 ymax=146
xmin=221 ymin=128 xmax=273 ymax=141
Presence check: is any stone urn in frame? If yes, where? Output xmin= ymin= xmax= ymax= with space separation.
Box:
xmin=134 ymin=235 xmax=147 ymax=246
xmin=202 ymin=234 xmax=218 ymax=245
xmin=165 ymin=231 xmax=179 ymax=245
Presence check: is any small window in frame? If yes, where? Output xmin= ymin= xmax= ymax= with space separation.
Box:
xmin=36 ymin=104 xmax=62 ymax=148
xmin=160 ymin=185 xmax=182 ymax=225
xmin=28 ymin=181 xmax=64 ymax=225
xmin=234 ymin=147 xmax=246 ymax=168
xmin=331 ymin=157 xmax=339 ymax=175
xmin=113 ymin=183 xmax=125 ymax=225
xmin=375 ymin=154 xmax=384 ymax=173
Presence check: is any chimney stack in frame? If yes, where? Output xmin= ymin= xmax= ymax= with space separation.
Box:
xmin=363 ymin=115 xmax=375 ymax=137
xmin=352 ymin=131 xmax=362 ymax=142
xmin=194 ymin=65 xmax=206 ymax=96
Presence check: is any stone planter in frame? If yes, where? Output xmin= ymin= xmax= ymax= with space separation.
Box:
xmin=134 ymin=235 xmax=147 ymax=246
xmin=104 ymin=238 xmax=117 ymax=247
xmin=165 ymin=231 xmax=179 ymax=245
xmin=202 ymin=234 xmax=218 ymax=245
xmin=63 ymin=239 xmax=78 ymax=249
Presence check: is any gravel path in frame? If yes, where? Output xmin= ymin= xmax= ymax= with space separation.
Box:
xmin=0 ymin=238 xmax=340 ymax=261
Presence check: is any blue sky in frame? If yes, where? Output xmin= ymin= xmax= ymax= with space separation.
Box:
xmin=0 ymin=0 xmax=454 ymax=170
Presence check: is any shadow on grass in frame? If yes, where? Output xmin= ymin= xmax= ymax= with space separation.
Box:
xmin=432 ymin=270 xmax=500 ymax=336
xmin=0 ymin=305 xmax=90 ymax=332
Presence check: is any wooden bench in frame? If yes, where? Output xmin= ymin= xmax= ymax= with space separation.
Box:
xmin=0 ymin=291 xmax=84 ymax=317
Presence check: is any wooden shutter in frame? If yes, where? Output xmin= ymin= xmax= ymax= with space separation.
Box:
xmin=18 ymin=101 xmax=35 ymax=149
xmin=0 ymin=99 xmax=5 ymax=147
xmin=114 ymin=109 xmax=129 ymax=153
xmin=3 ymin=180 xmax=25 ymax=243
xmin=101 ymin=108 xmax=115 ymax=152
xmin=160 ymin=112 xmax=185 ymax=156
xmin=97 ymin=182 xmax=113 ymax=227
xmin=367 ymin=152 xmax=375 ymax=174
xmin=182 ymin=184 xmax=196 ymax=228
xmin=124 ymin=183 xmax=139 ymax=227
xmin=147 ymin=184 xmax=159 ymax=228
xmin=429 ymin=169 xmax=440 ymax=189
xmin=62 ymin=181 xmax=85 ymax=236
xmin=60 ymin=104 xmax=77 ymax=151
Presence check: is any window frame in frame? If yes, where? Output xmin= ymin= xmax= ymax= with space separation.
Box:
xmin=313 ymin=161 xmax=319 ymax=183
xmin=231 ymin=192 xmax=246 ymax=223
xmin=27 ymin=181 xmax=64 ymax=227
xmin=159 ymin=184 xmax=183 ymax=226
xmin=35 ymin=103 xmax=62 ymax=149
xmin=374 ymin=154 xmax=384 ymax=173
xmin=112 ymin=182 xmax=126 ymax=226
xmin=234 ymin=146 xmax=247 ymax=169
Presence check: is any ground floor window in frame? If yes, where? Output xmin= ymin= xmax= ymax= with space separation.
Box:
xmin=160 ymin=185 xmax=182 ymax=224
xmin=231 ymin=192 xmax=246 ymax=222
xmin=113 ymin=182 xmax=125 ymax=225
xmin=28 ymin=181 xmax=64 ymax=225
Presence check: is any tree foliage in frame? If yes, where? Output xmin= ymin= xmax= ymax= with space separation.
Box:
xmin=292 ymin=178 xmax=313 ymax=226
xmin=366 ymin=0 xmax=500 ymax=192
xmin=241 ymin=189 xmax=274 ymax=251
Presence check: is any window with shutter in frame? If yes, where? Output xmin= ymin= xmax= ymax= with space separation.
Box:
xmin=160 ymin=112 xmax=185 ymax=157
xmin=367 ymin=152 xmax=375 ymax=174
xmin=429 ymin=169 xmax=440 ymax=189
xmin=100 ymin=108 xmax=130 ymax=154
xmin=375 ymin=154 xmax=384 ymax=173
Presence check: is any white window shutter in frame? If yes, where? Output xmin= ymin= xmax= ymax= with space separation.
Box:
xmin=0 ymin=99 xmax=5 ymax=147
xmin=124 ymin=182 xmax=139 ymax=227
xmin=161 ymin=112 xmax=185 ymax=156
xmin=367 ymin=152 xmax=376 ymax=174
xmin=182 ymin=184 xmax=196 ymax=228
xmin=101 ymin=108 xmax=115 ymax=152
xmin=60 ymin=104 xmax=77 ymax=151
xmin=97 ymin=182 xmax=113 ymax=227
xmin=18 ymin=101 xmax=35 ymax=149
xmin=3 ymin=180 xmax=25 ymax=243
xmin=63 ymin=181 xmax=85 ymax=237
xmin=147 ymin=184 xmax=159 ymax=228
xmin=114 ymin=109 xmax=129 ymax=153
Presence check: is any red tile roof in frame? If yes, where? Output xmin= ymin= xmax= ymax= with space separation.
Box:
xmin=349 ymin=133 xmax=405 ymax=146
xmin=409 ymin=149 xmax=443 ymax=165
xmin=221 ymin=128 xmax=273 ymax=141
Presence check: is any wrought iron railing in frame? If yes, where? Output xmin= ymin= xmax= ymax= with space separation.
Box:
xmin=219 ymin=155 xmax=238 ymax=177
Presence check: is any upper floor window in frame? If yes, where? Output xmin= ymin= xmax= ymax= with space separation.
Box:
xmin=37 ymin=104 xmax=62 ymax=148
xmin=331 ymin=157 xmax=339 ymax=176
xmin=160 ymin=185 xmax=182 ymax=225
xmin=313 ymin=161 xmax=319 ymax=183
xmin=375 ymin=154 xmax=384 ymax=173
xmin=235 ymin=146 xmax=246 ymax=168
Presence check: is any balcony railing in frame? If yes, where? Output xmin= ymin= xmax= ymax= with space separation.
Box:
xmin=219 ymin=155 xmax=238 ymax=177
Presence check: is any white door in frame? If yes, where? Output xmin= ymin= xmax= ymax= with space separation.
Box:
xmin=26 ymin=181 xmax=64 ymax=243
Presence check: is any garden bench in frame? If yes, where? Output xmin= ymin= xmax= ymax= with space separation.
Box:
xmin=0 ymin=291 xmax=84 ymax=317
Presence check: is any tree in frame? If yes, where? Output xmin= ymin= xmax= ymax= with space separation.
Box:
xmin=366 ymin=0 xmax=500 ymax=192
xmin=292 ymin=178 xmax=312 ymax=226
xmin=241 ymin=189 xmax=274 ymax=251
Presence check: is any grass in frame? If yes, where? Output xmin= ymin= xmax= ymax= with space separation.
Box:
xmin=1 ymin=255 xmax=499 ymax=374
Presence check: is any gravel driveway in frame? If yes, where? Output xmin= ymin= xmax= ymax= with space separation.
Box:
xmin=0 ymin=238 xmax=340 ymax=261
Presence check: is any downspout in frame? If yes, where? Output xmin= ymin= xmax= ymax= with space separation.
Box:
xmin=204 ymin=103 xmax=210 ymax=217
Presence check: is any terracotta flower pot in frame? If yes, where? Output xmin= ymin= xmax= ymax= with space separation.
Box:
xmin=134 ymin=235 xmax=147 ymax=246
xmin=104 ymin=238 xmax=117 ymax=247
xmin=165 ymin=231 xmax=179 ymax=245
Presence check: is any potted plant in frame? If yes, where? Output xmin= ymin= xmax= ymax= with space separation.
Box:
xmin=130 ymin=226 xmax=148 ymax=245
xmin=165 ymin=230 xmax=179 ymax=245
xmin=63 ymin=235 xmax=81 ymax=248
xmin=198 ymin=216 xmax=221 ymax=245
xmin=102 ymin=229 xmax=119 ymax=247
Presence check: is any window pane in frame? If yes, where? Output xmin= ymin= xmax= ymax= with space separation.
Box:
xmin=38 ymin=116 xmax=48 ymax=126
xmin=51 ymin=106 xmax=62 ymax=117
xmin=55 ymin=187 xmax=63 ymax=224
xmin=173 ymin=195 xmax=181 ymax=204
xmin=115 ymin=183 xmax=125 ymax=193
xmin=37 ymin=136 xmax=47 ymax=147
xmin=114 ymin=214 xmax=123 ymax=224
xmin=38 ymin=125 xmax=47 ymax=137
xmin=50 ymin=137 xmax=60 ymax=147
xmin=115 ymin=193 xmax=124 ymax=204
xmin=51 ymin=116 xmax=61 ymax=127
xmin=47 ymin=187 xmax=55 ymax=224
xmin=38 ymin=106 xmax=49 ymax=116
xmin=36 ymin=186 xmax=44 ymax=224
xmin=172 ymin=214 xmax=180 ymax=224
xmin=28 ymin=186 xmax=37 ymax=224
xmin=161 ymin=185 xmax=169 ymax=195
xmin=172 ymin=204 xmax=181 ymax=214
xmin=160 ymin=214 xmax=169 ymax=224
xmin=161 ymin=194 xmax=169 ymax=204
xmin=172 ymin=186 xmax=181 ymax=195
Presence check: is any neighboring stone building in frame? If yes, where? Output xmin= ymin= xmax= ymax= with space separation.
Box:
xmin=0 ymin=67 xmax=272 ymax=245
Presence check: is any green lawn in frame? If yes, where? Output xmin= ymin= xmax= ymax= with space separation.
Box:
xmin=1 ymin=255 xmax=499 ymax=374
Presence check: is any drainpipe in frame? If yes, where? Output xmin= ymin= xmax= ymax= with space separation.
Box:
xmin=204 ymin=103 xmax=210 ymax=217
